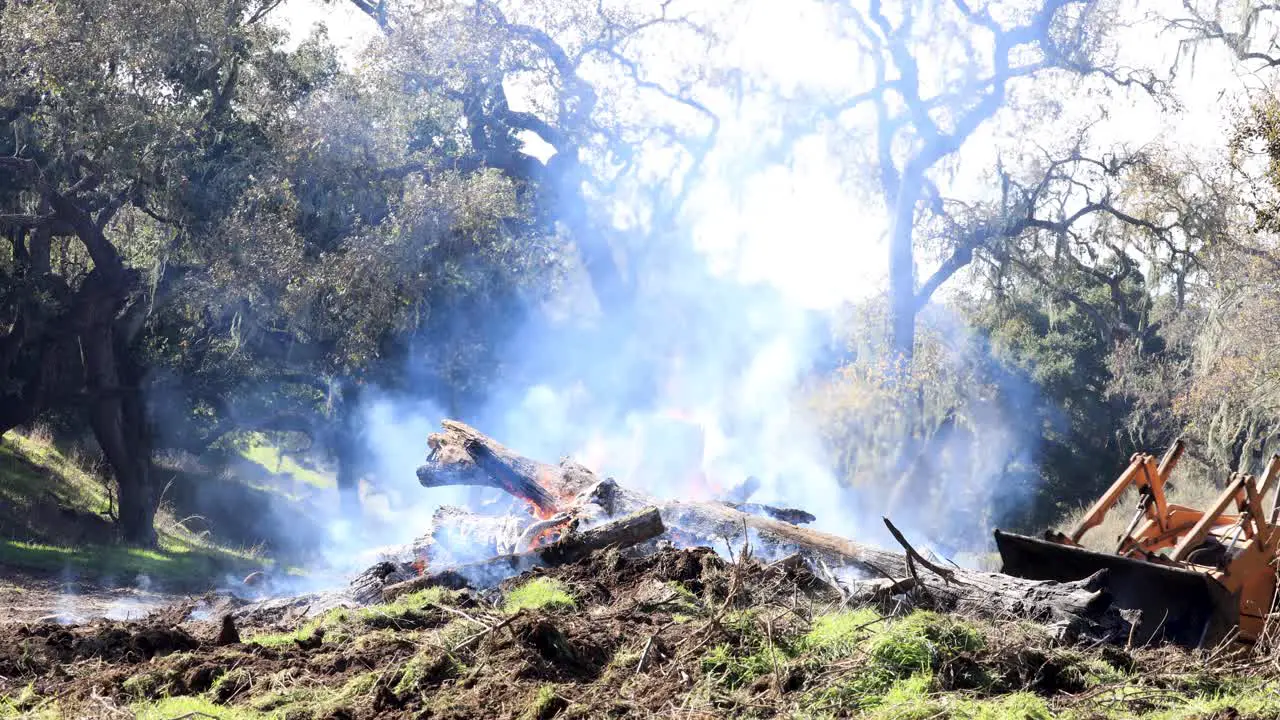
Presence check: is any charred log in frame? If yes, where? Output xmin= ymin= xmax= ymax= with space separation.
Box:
xmin=418 ymin=420 xmax=569 ymax=515
xmin=382 ymin=507 xmax=664 ymax=601
xmin=409 ymin=421 xmax=1137 ymax=643
xmin=720 ymin=502 xmax=816 ymax=525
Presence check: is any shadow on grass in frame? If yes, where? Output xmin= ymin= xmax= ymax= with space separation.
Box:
xmin=0 ymin=535 xmax=263 ymax=591
xmin=157 ymin=456 xmax=333 ymax=568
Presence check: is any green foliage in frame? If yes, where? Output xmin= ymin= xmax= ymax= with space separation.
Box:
xmin=503 ymin=577 xmax=576 ymax=613
xmin=810 ymin=304 xmax=1050 ymax=544
xmin=967 ymin=293 xmax=1135 ymax=530
xmin=0 ymin=0 xmax=563 ymax=523
xmin=237 ymin=434 xmax=334 ymax=490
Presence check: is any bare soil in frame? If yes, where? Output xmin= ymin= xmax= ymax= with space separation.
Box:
xmin=0 ymin=547 xmax=1276 ymax=719
xmin=0 ymin=570 xmax=190 ymax=626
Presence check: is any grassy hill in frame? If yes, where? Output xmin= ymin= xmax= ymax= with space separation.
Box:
xmin=0 ymin=430 xmax=280 ymax=589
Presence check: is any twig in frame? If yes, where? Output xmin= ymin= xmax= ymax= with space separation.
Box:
xmin=429 ymin=602 xmax=492 ymax=630
xmin=765 ymin=614 xmax=782 ymax=692
xmin=816 ymin=558 xmax=849 ymax=606
xmin=451 ymin=610 xmax=521 ymax=653
xmin=882 ymin=517 xmax=971 ymax=586
xmin=636 ymin=620 xmax=675 ymax=673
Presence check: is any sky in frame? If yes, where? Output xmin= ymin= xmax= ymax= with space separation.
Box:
xmin=271 ymin=0 xmax=1272 ymax=313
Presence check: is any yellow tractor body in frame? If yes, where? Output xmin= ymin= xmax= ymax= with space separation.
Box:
xmin=996 ymin=441 xmax=1280 ymax=647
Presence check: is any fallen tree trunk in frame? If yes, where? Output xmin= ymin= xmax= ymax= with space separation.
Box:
xmin=407 ymin=421 xmax=1137 ymax=642
xmin=382 ymin=507 xmax=665 ymax=601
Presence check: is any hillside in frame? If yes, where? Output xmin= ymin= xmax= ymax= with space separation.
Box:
xmin=0 ymin=429 xmax=341 ymax=625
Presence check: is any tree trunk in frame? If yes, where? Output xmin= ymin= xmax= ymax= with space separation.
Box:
xmin=78 ymin=270 xmax=156 ymax=545
xmin=0 ymin=308 xmax=39 ymax=438
xmin=333 ymin=379 xmax=364 ymax=517
xmin=887 ymin=176 xmax=922 ymax=366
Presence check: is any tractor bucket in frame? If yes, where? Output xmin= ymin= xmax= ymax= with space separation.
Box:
xmin=994 ymin=530 xmax=1238 ymax=648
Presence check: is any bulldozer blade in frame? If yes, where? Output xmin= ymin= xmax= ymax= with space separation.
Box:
xmin=994 ymin=530 xmax=1238 ymax=648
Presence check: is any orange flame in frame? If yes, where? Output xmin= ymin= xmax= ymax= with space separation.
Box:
xmin=412 ymin=549 xmax=429 ymax=576
xmin=526 ymin=522 xmax=568 ymax=551
xmin=527 ymin=500 xmax=560 ymax=521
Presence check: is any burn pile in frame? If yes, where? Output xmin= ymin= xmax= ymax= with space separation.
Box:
xmin=346 ymin=420 xmax=1137 ymax=645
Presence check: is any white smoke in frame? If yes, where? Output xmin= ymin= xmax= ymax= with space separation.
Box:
xmin=341 ymin=0 xmax=1040 ymax=565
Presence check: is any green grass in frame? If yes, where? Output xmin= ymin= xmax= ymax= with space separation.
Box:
xmin=799 ymin=607 xmax=883 ymax=660
xmin=132 ymin=696 xmax=269 ymax=719
xmin=247 ymin=588 xmax=461 ymax=648
xmin=247 ymin=610 xmax=345 ymax=648
xmin=1082 ymin=677 xmax=1280 ymax=719
xmin=240 ymin=434 xmax=334 ymax=489
xmin=238 ymin=671 xmax=382 ymax=718
xmin=520 ymin=684 xmax=562 ymax=720
xmin=381 ymin=586 xmax=456 ymax=612
xmin=0 ymin=535 xmax=261 ymax=585
xmin=393 ymin=650 xmax=464 ymax=695
xmin=503 ymin=577 xmax=576 ymax=613
xmin=850 ymin=677 xmax=1053 ymax=720
xmin=868 ymin=611 xmax=984 ymax=677
xmin=801 ymin=611 xmax=986 ymax=715
xmin=11 ymin=565 xmax=1280 ymax=720
xmin=0 ymin=684 xmax=38 ymax=717
xmin=0 ymin=434 xmax=111 ymax=517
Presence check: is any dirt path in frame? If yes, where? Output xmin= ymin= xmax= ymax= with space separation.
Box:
xmin=0 ymin=568 xmax=190 ymax=625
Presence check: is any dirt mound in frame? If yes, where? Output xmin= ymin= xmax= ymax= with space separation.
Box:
xmin=0 ymin=546 xmax=1275 ymax=719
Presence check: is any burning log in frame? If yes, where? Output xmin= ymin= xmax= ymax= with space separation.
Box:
xmin=382 ymin=507 xmax=665 ymax=601
xmin=417 ymin=420 xmax=592 ymax=517
xmin=404 ymin=420 xmax=1137 ymax=643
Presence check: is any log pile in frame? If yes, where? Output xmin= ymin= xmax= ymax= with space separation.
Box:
xmin=351 ymin=419 xmax=1136 ymax=644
